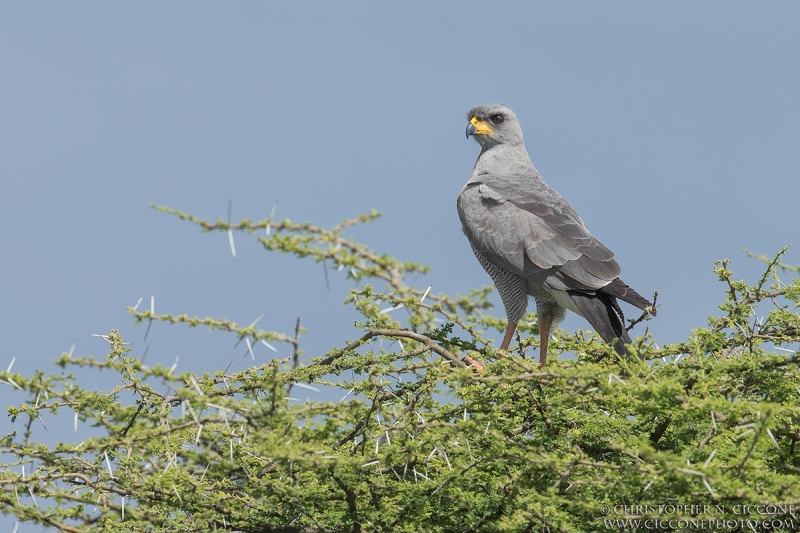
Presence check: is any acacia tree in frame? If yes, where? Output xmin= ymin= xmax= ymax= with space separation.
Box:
xmin=2 ymin=206 xmax=800 ymax=533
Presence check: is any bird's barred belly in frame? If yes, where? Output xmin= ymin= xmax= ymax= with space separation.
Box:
xmin=469 ymin=244 xmax=585 ymax=327
xmin=470 ymin=245 xmax=529 ymax=322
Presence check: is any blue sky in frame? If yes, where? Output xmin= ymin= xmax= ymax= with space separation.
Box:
xmin=3 ymin=2 xmax=800 ymax=372
xmin=3 ymin=1 xmax=800 ymax=372
xmin=1 ymin=4 xmax=799 ymax=512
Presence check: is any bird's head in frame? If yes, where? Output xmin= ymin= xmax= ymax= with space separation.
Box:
xmin=466 ymin=105 xmax=524 ymax=148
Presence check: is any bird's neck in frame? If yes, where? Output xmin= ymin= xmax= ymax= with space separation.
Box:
xmin=475 ymin=143 xmax=532 ymax=171
xmin=479 ymin=140 xmax=526 ymax=155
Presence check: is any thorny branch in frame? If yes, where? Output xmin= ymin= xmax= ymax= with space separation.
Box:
xmin=3 ymin=212 xmax=800 ymax=533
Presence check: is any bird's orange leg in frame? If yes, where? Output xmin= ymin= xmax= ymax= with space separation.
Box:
xmin=538 ymin=312 xmax=552 ymax=367
xmin=463 ymin=320 xmax=521 ymax=373
xmin=500 ymin=321 xmax=518 ymax=351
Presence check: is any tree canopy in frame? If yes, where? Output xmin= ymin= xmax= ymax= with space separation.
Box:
xmin=3 ymin=207 xmax=800 ymax=532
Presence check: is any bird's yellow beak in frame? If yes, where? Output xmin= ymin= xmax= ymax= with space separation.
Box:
xmin=465 ymin=116 xmax=495 ymax=138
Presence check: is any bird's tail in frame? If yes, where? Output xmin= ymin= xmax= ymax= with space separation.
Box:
xmin=569 ymin=291 xmax=631 ymax=356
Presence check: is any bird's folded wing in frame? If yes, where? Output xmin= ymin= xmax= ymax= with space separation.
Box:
xmin=457 ymin=181 xmax=622 ymax=292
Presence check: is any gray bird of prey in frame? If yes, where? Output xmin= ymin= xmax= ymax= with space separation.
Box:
xmin=457 ymin=104 xmax=655 ymax=365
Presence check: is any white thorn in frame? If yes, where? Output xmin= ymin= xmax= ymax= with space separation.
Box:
xmin=245 ymin=338 xmax=255 ymax=361
xmin=266 ymin=203 xmax=277 ymax=237
xmin=6 ymin=357 xmax=15 ymax=374
xmin=703 ymin=449 xmax=717 ymax=468
xmin=247 ymin=313 xmax=265 ymax=328
xmin=773 ymin=346 xmax=796 ymax=353
xmin=28 ymin=486 xmax=38 ymax=508
xmin=702 ymin=477 xmax=716 ymax=497
xmin=104 ymin=451 xmax=115 ymax=478
xmin=132 ymin=297 xmax=143 ymax=312
xmin=172 ymin=484 xmax=183 ymax=503
xmin=339 ymin=388 xmax=355 ymax=403
xmin=426 ymin=446 xmax=438 ymax=462
xmin=420 ymin=285 xmax=432 ymax=303
xmin=189 ymin=376 xmax=203 ymax=396
xmin=260 ymin=340 xmax=278 ymax=353
xmin=228 ymin=229 xmax=237 ymax=258
xmin=766 ymin=428 xmax=782 ymax=454
xmin=292 ymin=383 xmax=320 ymax=393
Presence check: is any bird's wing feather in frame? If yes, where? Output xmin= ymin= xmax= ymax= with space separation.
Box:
xmin=601 ymin=278 xmax=656 ymax=315
xmin=458 ymin=175 xmax=621 ymax=292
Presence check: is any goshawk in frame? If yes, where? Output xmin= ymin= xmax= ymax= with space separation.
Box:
xmin=457 ymin=104 xmax=655 ymax=365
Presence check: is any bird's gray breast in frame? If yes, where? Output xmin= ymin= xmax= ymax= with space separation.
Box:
xmin=458 ymin=182 xmax=530 ymax=273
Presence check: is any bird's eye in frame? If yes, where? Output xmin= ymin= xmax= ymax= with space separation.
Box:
xmin=490 ymin=114 xmax=505 ymax=125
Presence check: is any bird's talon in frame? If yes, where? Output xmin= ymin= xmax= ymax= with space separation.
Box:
xmin=461 ymin=355 xmax=485 ymax=373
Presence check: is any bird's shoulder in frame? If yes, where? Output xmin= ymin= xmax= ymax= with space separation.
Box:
xmin=457 ymin=160 xmax=621 ymax=290
xmin=459 ymin=163 xmax=586 ymax=236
